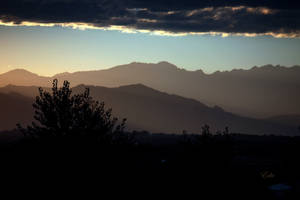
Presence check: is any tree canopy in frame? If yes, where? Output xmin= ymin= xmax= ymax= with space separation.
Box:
xmin=18 ymin=79 xmax=127 ymax=144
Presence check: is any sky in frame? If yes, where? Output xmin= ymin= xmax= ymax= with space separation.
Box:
xmin=1 ymin=0 xmax=300 ymax=76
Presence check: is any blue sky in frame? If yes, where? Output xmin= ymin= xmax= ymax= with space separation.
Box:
xmin=1 ymin=25 xmax=300 ymax=76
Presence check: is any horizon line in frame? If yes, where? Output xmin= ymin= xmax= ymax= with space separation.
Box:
xmin=1 ymin=61 xmax=300 ymax=77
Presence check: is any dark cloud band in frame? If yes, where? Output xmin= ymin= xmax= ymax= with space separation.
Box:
xmin=1 ymin=0 xmax=300 ymax=37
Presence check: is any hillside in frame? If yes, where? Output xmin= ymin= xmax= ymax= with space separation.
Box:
xmin=0 ymin=84 xmax=297 ymax=135
xmin=1 ymin=62 xmax=299 ymax=118
xmin=266 ymin=115 xmax=300 ymax=127
xmin=0 ymin=92 xmax=34 ymax=131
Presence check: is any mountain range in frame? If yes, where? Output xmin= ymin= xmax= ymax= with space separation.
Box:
xmin=1 ymin=62 xmax=299 ymax=119
xmin=0 ymin=84 xmax=298 ymax=135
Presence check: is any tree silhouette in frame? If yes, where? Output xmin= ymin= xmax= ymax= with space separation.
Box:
xmin=200 ymin=124 xmax=212 ymax=144
xmin=17 ymin=79 xmax=127 ymax=144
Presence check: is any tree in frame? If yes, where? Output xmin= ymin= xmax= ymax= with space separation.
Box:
xmin=18 ymin=79 xmax=127 ymax=144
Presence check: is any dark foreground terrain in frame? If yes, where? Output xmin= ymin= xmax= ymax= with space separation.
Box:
xmin=1 ymin=130 xmax=300 ymax=199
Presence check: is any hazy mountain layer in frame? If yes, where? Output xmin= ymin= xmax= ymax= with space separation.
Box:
xmin=266 ymin=115 xmax=300 ymax=127
xmin=0 ymin=92 xmax=34 ymax=131
xmin=1 ymin=62 xmax=299 ymax=118
xmin=0 ymin=84 xmax=297 ymax=135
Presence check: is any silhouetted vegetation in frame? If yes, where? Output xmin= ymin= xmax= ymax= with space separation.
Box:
xmin=17 ymin=79 xmax=129 ymax=145
xmin=0 ymin=80 xmax=300 ymax=199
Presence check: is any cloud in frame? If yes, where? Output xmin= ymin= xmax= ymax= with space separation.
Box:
xmin=0 ymin=0 xmax=300 ymax=38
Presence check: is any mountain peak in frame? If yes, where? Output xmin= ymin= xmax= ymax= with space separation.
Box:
xmin=157 ymin=61 xmax=178 ymax=68
xmin=54 ymin=72 xmax=72 ymax=77
xmin=250 ymin=64 xmax=290 ymax=71
xmin=157 ymin=61 xmax=172 ymax=65
xmin=0 ymin=68 xmax=51 ymax=87
xmin=117 ymin=83 xmax=156 ymax=91
xmin=4 ymin=69 xmax=35 ymax=75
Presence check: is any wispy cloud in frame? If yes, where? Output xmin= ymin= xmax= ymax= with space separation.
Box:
xmin=1 ymin=0 xmax=300 ymax=38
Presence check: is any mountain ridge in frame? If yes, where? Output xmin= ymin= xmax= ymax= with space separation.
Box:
xmin=1 ymin=62 xmax=300 ymax=118
xmin=0 ymin=84 xmax=298 ymax=135
xmin=2 ymin=62 xmax=300 ymax=78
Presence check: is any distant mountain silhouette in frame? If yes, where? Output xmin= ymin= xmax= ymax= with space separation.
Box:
xmin=266 ymin=115 xmax=300 ymax=127
xmin=1 ymin=62 xmax=300 ymax=118
xmin=0 ymin=84 xmax=297 ymax=135
xmin=0 ymin=69 xmax=52 ymax=87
